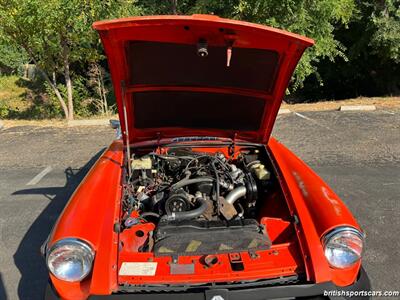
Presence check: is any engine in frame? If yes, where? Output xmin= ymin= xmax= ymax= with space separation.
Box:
xmin=120 ymin=147 xmax=273 ymax=256
xmin=122 ymin=148 xmax=270 ymax=225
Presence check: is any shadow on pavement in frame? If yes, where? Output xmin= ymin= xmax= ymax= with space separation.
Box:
xmin=0 ymin=273 xmax=7 ymax=300
xmin=12 ymin=149 xmax=105 ymax=300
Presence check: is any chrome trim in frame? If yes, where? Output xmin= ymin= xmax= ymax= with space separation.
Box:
xmin=46 ymin=238 xmax=95 ymax=281
xmin=321 ymin=226 xmax=365 ymax=269
xmin=40 ymin=234 xmax=51 ymax=257
xmin=322 ymin=226 xmax=365 ymax=247
xmin=46 ymin=238 xmax=94 ymax=257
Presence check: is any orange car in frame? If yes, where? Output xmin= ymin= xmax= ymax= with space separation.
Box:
xmin=42 ymin=15 xmax=370 ymax=300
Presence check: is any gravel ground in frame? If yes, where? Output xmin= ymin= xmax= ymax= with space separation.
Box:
xmin=0 ymin=109 xmax=399 ymax=299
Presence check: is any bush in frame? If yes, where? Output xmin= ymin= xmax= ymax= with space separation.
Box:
xmin=0 ymin=73 xmax=116 ymax=120
xmin=0 ymin=102 xmax=10 ymax=118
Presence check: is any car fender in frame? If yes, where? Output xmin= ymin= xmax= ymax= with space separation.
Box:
xmin=268 ymin=137 xmax=361 ymax=287
xmin=46 ymin=140 xmax=124 ymax=300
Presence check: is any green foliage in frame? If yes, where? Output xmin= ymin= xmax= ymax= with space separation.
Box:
xmin=0 ymin=0 xmax=142 ymax=73
xmin=235 ymin=0 xmax=356 ymax=90
xmin=0 ymin=0 xmax=142 ymax=119
xmin=24 ymin=87 xmax=63 ymax=119
xmin=138 ymin=0 xmax=356 ymax=91
xmin=0 ymin=75 xmax=60 ymax=119
xmin=370 ymin=0 xmax=400 ymax=63
xmin=0 ymin=74 xmax=105 ymax=119
xmin=0 ymin=0 xmax=399 ymax=118
xmin=40 ymin=75 xmax=115 ymax=118
xmin=0 ymin=75 xmax=26 ymax=96
xmin=0 ymin=102 xmax=10 ymax=118
xmin=0 ymin=37 xmax=28 ymax=75
xmin=0 ymin=75 xmax=29 ymax=117
xmin=300 ymin=0 xmax=400 ymax=100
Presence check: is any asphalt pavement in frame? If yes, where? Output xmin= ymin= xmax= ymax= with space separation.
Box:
xmin=0 ymin=109 xmax=399 ymax=299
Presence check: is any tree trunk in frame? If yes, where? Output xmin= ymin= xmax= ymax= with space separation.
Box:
xmin=21 ymin=43 xmax=69 ymax=119
xmin=51 ymin=79 xmax=69 ymax=119
xmin=52 ymin=71 xmax=57 ymax=86
xmin=171 ymin=0 xmax=178 ymax=14
xmin=62 ymin=41 xmax=74 ymax=121
xmin=47 ymin=74 xmax=69 ymax=119
xmin=97 ymin=78 xmax=105 ymax=114
xmin=43 ymin=70 xmax=69 ymax=119
xmin=99 ymin=69 xmax=108 ymax=115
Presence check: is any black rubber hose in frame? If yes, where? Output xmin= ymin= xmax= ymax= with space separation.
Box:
xmin=161 ymin=196 xmax=208 ymax=221
xmin=211 ymin=161 xmax=220 ymax=214
xmin=211 ymin=161 xmax=220 ymax=200
xmin=171 ymin=177 xmax=213 ymax=191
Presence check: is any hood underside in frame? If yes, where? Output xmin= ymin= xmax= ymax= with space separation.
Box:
xmin=93 ymin=15 xmax=314 ymax=144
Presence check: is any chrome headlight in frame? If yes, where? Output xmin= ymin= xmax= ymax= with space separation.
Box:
xmin=46 ymin=238 xmax=94 ymax=282
xmin=322 ymin=227 xmax=364 ymax=269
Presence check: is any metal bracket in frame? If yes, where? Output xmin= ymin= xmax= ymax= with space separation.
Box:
xmin=120 ymin=80 xmax=132 ymax=178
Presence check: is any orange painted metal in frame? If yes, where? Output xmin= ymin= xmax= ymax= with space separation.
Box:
xmin=268 ymin=137 xmax=361 ymax=286
xmin=48 ymin=139 xmax=363 ymax=298
xmin=47 ymin=15 xmax=364 ymax=299
xmin=92 ymin=15 xmax=314 ymax=145
xmin=117 ymin=216 xmax=303 ymax=285
xmin=47 ymin=141 xmax=124 ymax=299
xmin=118 ymin=246 xmax=302 ymax=284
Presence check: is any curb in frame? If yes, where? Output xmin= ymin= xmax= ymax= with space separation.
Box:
xmin=278 ymin=108 xmax=291 ymax=115
xmin=339 ymin=105 xmax=376 ymax=111
xmin=67 ymin=119 xmax=110 ymax=127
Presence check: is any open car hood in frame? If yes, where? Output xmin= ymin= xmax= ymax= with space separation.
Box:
xmin=93 ymin=15 xmax=313 ymax=144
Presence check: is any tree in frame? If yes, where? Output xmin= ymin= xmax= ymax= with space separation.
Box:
xmin=370 ymin=0 xmax=400 ymax=64
xmin=0 ymin=36 xmax=28 ymax=75
xmin=0 ymin=0 xmax=142 ymax=120
xmin=138 ymin=0 xmax=356 ymax=91
xmin=369 ymin=0 xmax=400 ymax=94
xmin=87 ymin=63 xmax=111 ymax=115
xmin=299 ymin=0 xmax=400 ymax=100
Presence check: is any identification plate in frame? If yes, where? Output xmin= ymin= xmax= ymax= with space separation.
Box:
xmin=119 ymin=262 xmax=158 ymax=276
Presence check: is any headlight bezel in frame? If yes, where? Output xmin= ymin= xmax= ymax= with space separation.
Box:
xmin=322 ymin=226 xmax=364 ymax=269
xmin=46 ymin=238 xmax=95 ymax=282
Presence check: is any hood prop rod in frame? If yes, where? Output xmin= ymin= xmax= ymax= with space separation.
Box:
xmin=121 ymin=80 xmax=132 ymax=179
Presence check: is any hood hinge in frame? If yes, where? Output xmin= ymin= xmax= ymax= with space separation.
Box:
xmin=156 ymin=132 xmax=162 ymax=152
xmin=229 ymin=132 xmax=238 ymax=156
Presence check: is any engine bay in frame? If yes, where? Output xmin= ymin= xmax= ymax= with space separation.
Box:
xmin=120 ymin=144 xmax=278 ymax=256
xmin=124 ymin=147 xmax=272 ymax=223
xmin=116 ymin=143 xmax=303 ymax=285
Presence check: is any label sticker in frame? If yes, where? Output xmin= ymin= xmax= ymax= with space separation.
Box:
xmin=119 ymin=262 xmax=158 ymax=276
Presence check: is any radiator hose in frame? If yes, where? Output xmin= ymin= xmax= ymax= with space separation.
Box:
xmin=171 ymin=177 xmax=214 ymax=191
xmin=225 ymin=185 xmax=247 ymax=205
